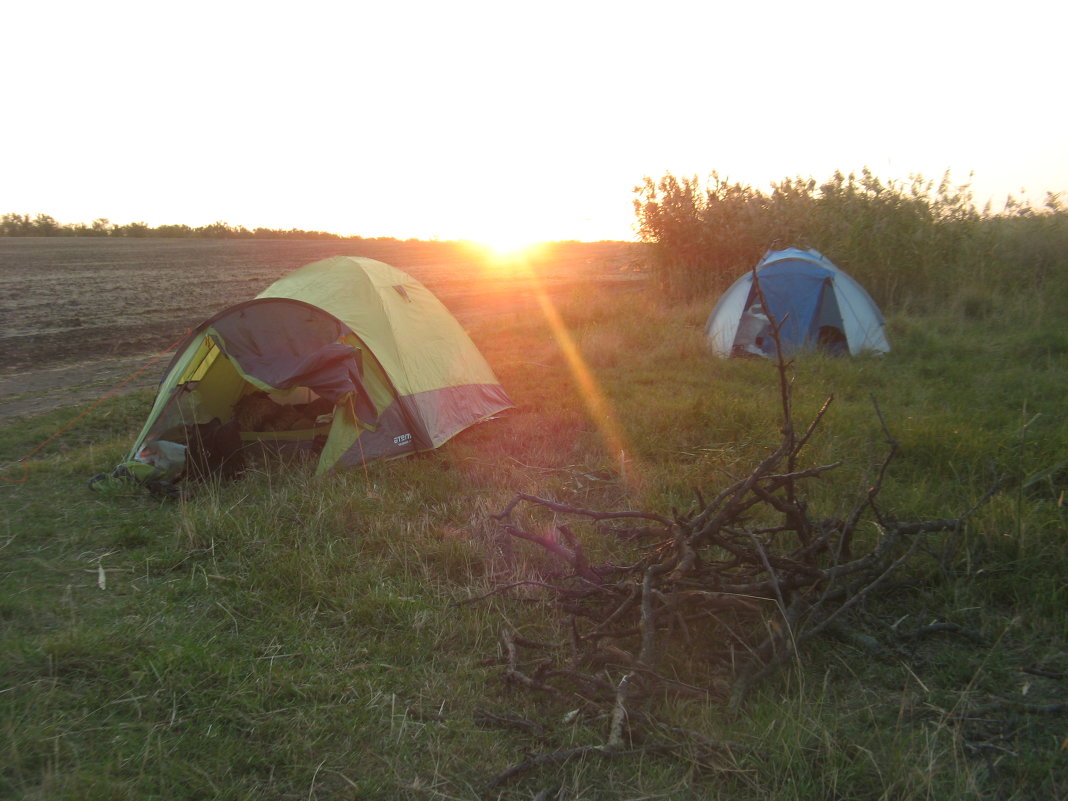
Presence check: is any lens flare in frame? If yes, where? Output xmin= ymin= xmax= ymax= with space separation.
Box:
xmin=521 ymin=262 xmax=639 ymax=491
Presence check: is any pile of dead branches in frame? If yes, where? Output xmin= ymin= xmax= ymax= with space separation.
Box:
xmin=488 ymin=400 xmax=986 ymax=711
xmin=478 ymin=289 xmax=999 ymax=783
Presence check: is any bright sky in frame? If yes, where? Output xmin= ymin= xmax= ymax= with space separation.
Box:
xmin=4 ymin=1 xmax=1065 ymax=244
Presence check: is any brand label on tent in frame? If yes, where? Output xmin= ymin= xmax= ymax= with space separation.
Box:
xmin=393 ymin=433 xmax=412 ymax=447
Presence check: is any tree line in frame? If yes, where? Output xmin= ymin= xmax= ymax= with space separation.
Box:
xmin=0 ymin=214 xmax=357 ymax=241
xmin=633 ymin=168 xmax=1067 ymax=309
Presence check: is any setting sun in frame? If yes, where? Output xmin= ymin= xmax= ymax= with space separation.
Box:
xmin=464 ymin=221 xmax=551 ymax=263
xmin=474 ymin=234 xmax=544 ymax=261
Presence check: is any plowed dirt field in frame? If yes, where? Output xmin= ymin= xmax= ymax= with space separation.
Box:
xmin=0 ymin=237 xmax=642 ymax=421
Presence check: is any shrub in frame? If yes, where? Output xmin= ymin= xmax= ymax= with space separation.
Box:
xmin=634 ymin=168 xmax=1068 ymax=311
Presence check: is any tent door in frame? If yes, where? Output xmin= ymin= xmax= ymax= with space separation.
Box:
xmin=811 ymin=280 xmax=848 ymax=354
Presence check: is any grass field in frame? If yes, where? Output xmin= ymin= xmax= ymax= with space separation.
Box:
xmin=1 ymin=240 xmax=1066 ymax=800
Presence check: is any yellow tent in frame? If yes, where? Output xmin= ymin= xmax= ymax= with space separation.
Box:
xmin=127 ymin=256 xmax=512 ymax=475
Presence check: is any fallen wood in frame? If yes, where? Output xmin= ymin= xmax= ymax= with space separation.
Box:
xmin=478 ymin=278 xmax=1002 ymax=768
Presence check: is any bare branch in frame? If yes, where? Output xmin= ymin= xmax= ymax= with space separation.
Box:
xmin=492 ymin=492 xmax=673 ymax=528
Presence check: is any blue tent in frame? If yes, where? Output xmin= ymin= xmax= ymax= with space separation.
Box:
xmin=705 ymin=248 xmax=890 ymax=358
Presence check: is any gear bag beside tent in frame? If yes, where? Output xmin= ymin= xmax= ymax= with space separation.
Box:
xmin=705 ymin=248 xmax=890 ymax=358
xmin=114 ymin=256 xmax=513 ymax=483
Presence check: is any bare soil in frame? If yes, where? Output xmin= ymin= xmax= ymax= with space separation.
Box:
xmin=0 ymin=237 xmax=644 ymax=422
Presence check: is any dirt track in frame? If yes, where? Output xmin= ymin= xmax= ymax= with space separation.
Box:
xmin=0 ymin=238 xmax=643 ymax=422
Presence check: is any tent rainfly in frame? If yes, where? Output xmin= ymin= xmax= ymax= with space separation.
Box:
xmin=705 ymin=247 xmax=891 ymax=358
xmin=125 ymin=256 xmax=513 ymax=477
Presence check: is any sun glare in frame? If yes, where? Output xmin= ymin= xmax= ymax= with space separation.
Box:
xmin=475 ymin=231 xmax=545 ymax=262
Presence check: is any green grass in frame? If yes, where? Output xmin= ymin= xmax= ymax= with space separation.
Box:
xmin=2 ymin=276 xmax=1066 ymax=800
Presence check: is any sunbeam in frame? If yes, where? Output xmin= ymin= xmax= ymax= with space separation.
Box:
xmin=520 ymin=262 xmax=640 ymax=492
